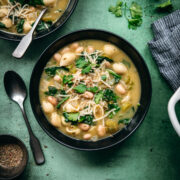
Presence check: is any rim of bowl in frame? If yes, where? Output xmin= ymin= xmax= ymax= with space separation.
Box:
xmin=0 ymin=0 xmax=78 ymax=41
xmin=30 ymin=29 xmax=152 ymax=151
xmin=0 ymin=134 xmax=28 ymax=180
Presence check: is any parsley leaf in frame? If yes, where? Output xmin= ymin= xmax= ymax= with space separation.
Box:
xmin=44 ymin=86 xmax=58 ymax=96
xmin=45 ymin=66 xmax=69 ymax=77
xmin=94 ymin=90 xmax=103 ymax=104
xmin=87 ymin=86 xmax=99 ymax=93
xmin=107 ymin=69 xmax=121 ymax=84
xmin=73 ymin=84 xmax=87 ymax=94
xmin=63 ymin=75 xmax=74 ymax=87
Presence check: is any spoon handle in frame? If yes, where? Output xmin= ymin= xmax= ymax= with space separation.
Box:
xmin=20 ymin=104 xmax=45 ymax=165
xmin=12 ymin=8 xmax=47 ymax=59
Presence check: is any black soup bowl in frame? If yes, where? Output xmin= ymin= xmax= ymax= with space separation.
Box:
xmin=30 ymin=29 xmax=152 ymax=151
xmin=0 ymin=0 xmax=78 ymax=41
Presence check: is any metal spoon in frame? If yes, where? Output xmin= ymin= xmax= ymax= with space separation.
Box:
xmin=4 ymin=71 xmax=45 ymax=165
xmin=12 ymin=8 xmax=47 ymax=59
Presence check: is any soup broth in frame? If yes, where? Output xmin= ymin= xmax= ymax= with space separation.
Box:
xmin=0 ymin=0 xmax=69 ymax=34
xmin=39 ymin=40 xmax=141 ymax=141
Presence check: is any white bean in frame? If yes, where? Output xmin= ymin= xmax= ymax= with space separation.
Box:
xmin=70 ymin=42 xmax=79 ymax=49
xmin=61 ymin=47 xmax=70 ymax=54
xmin=65 ymin=104 xmax=77 ymax=112
xmin=75 ymin=46 xmax=84 ymax=53
xmin=104 ymin=61 xmax=111 ymax=68
xmin=60 ymin=52 xmax=76 ymax=66
xmin=83 ymin=91 xmax=94 ymax=99
xmin=47 ymin=96 xmax=57 ymax=106
xmin=43 ymin=0 xmax=56 ymax=7
xmin=53 ymin=75 xmax=61 ymax=82
xmin=83 ymin=133 xmax=92 ymax=140
xmin=112 ymin=63 xmax=127 ymax=74
xmin=87 ymin=46 xmax=94 ymax=54
xmin=97 ymin=125 xmax=106 ymax=137
xmin=53 ymin=53 xmax=61 ymax=63
xmin=115 ymin=83 xmax=126 ymax=95
xmin=103 ymin=44 xmax=117 ymax=56
xmin=51 ymin=112 xmax=61 ymax=127
xmin=42 ymin=101 xmax=54 ymax=113
xmin=78 ymin=123 xmax=90 ymax=131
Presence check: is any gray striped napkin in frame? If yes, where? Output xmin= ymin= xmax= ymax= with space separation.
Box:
xmin=148 ymin=10 xmax=180 ymax=91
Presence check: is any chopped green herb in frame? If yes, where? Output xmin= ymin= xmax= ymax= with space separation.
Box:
xmin=96 ymin=56 xmax=113 ymax=65
xmin=130 ymin=2 xmax=142 ymax=19
xmin=63 ymin=112 xmax=80 ymax=122
xmin=45 ymin=86 xmax=58 ymax=96
xmin=108 ymin=0 xmax=123 ymax=17
xmin=87 ymin=86 xmax=99 ymax=93
xmin=0 ymin=22 xmax=6 ymax=28
xmin=79 ymin=115 xmax=93 ymax=125
xmin=122 ymin=59 xmax=131 ymax=68
xmin=16 ymin=19 xmax=25 ymax=33
xmin=73 ymin=84 xmax=87 ymax=94
xmin=101 ymin=75 xmax=107 ymax=81
xmin=116 ymin=0 xmax=123 ymax=6
xmin=82 ymin=64 xmax=92 ymax=74
xmin=94 ymin=90 xmax=103 ymax=104
xmin=118 ymin=118 xmax=131 ymax=125
xmin=128 ymin=18 xmax=142 ymax=30
xmin=45 ymin=66 xmax=69 ymax=77
xmin=156 ymin=0 xmax=173 ymax=11
xmin=108 ymin=103 xmax=120 ymax=118
xmin=108 ymin=6 xmax=117 ymax=13
xmin=35 ymin=21 xmax=52 ymax=32
xmin=107 ymin=69 xmax=121 ymax=84
xmin=56 ymin=97 xmax=69 ymax=109
xmin=76 ymin=56 xmax=88 ymax=68
xmin=103 ymin=89 xmax=118 ymax=103
xmin=63 ymin=75 xmax=74 ymax=87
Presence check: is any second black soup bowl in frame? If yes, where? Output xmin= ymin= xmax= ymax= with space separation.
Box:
xmin=30 ymin=29 xmax=152 ymax=151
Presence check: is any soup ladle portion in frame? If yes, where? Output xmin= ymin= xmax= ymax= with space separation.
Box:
xmin=4 ymin=71 xmax=45 ymax=165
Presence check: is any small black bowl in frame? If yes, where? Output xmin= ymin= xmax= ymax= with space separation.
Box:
xmin=0 ymin=0 xmax=78 ymax=41
xmin=30 ymin=29 xmax=152 ymax=151
xmin=0 ymin=135 xmax=28 ymax=180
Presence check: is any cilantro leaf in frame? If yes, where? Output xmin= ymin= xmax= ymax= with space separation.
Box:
xmin=56 ymin=97 xmax=69 ymax=109
xmin=73 ymin=84 xmax=87 ymax=94
xmin=128 ymin=18 xmax=142 ymax=30
xmin=156 ymin=0 xmax=173 ymax=11
xmin=94 ymin=90 xmax=103 ymax=104
xmin=130 ymin=2 xmax=142 ymax=19
xmin=107 ymin=69 xmax=121 ymax=84
xmin=45 ymin=66 xmax=69 ymax=77
xmin=63 ymin=75 xmax=74 ymax=87
xmin=44 ymin=86 xmax=58 ymax=96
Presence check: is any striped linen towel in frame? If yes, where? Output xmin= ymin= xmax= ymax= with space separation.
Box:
xmin=148 ymin=10 xmax=180 ymax=91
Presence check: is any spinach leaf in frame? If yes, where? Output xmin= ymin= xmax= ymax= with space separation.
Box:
xmin=96 ymin=56 xmax=113 ymax=65
xmin=73 ymin=84 xmax=87 ymax=94
xmin=108 ymin=103 xmax=120 ymax=118
xmin=16 ymin=19 xmax=25 ymax=33
xmin=156 ymin=0 xmax=173 ymax=11
xmin=45 ymin=66 xmax=69 ymax=77
xmin=87 ymin=86 xmax=99 ymax=93
xmin=0 ymin=22 xmax=6 ymax=28
xmin=101 ymin=75 xmax=107 ymax=81
xmin=75 ymin=56 xmax=88 ymax=68
xmin=35 ymin=21 xmax=52 ymax=33
xmin=63 ymin=112 xmax=80 ymax=123
xmin=63 ymin=75 xmax=74 ymax=87
xmin=103 ymin=89 xmax=118 ymax=103
xmin=45 ymin=86 xmax=58 ymax=96
xmin=107 ymin=69 xmax=121 ymax=84
xmin=79 ymin=115 xmax=93 ymax=125
xmin=118 ymin=118 xmax=131 ymax=125
xmin=94 ymin=90 xmax=103 ymax=104
xmin=82 ymin=65 xmax=92 ymax=74
xmin=56 ymin=97 xmax=69 ymax=109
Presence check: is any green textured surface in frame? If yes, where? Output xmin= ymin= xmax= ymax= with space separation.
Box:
xmin=0 ymin=0 xmax=180 ymax=179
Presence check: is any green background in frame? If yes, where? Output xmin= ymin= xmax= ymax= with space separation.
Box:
xmin=0 ymin=0 xmax=180 ymax=179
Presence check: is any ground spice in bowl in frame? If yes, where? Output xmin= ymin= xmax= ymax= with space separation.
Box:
xmin=0 ymin=144 xmax=23 ymax=168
